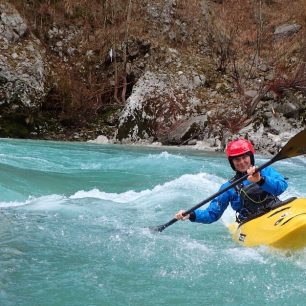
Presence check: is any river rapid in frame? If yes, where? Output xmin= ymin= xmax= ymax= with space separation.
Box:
xmin=0 ymin=139 xmax=306 ymax=306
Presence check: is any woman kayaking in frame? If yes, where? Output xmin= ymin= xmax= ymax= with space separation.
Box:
xmin=175 ymin=138 xmax=288 ymax=223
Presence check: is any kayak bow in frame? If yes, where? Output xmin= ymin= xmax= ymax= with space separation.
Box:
xmin=229 ymin=198 xmax=306 ymax=249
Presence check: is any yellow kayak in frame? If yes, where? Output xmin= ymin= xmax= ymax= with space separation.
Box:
xmin=228 ymin=198 xmax=306 ymax=250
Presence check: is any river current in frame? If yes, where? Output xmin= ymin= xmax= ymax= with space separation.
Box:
xmin=0 ymin=138 xmax=306 ymax=306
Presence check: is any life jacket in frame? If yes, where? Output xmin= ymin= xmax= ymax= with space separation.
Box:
xmin=230 ymin=173 xmax=280 ymax=223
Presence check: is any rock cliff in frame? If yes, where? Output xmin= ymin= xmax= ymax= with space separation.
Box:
xmin=0 ymin=2 xmax=49 ymax=136
xmin=1 ymin=0 xmax=305 ymax=154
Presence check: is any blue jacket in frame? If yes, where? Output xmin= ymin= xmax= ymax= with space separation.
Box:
xmin=192 ymin=166 xmax=288 ymax=224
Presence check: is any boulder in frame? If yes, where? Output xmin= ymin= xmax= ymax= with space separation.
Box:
xmin=0 ymin=1 xmax=27 ymax=42
xmin=274 ymin=23 xmax=301 ymax=39
xmin=160 ymin=115 xmax=208 ymax=144
xmin=0 ymin=2 xmax=49 ymax=109
xmin=116 ymin=70 xmax=204 ymax=142
xmin=226 ymin=113 xmax=303 ymax=156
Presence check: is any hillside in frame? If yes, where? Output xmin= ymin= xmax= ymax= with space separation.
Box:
xmin=1 ymin=0 xmax=305 ymax=152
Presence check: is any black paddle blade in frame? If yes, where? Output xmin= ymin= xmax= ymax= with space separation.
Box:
xmin=275 ymin=128 xmax=306 ymax=161
xmin=148 ymin=225 xmax=164 ymax=233
xmin=148 ymin=218 xmax=178 ymax=233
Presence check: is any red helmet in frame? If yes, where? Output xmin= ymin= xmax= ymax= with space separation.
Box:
xmin=226 ymin=138 xmax=255 ymax=157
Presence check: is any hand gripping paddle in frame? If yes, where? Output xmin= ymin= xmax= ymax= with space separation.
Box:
xmin=150 ymin=128 xmax=306 ymax=233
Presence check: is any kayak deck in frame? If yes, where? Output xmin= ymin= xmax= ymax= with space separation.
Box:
xmin=229 ymin=198 xmax=306 ymax=249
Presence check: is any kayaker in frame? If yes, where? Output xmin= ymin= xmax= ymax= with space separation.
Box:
xmin=175 ymin=138 xmax=288 ymax=223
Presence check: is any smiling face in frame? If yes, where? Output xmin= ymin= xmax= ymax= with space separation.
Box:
xmin=231 ymin=153 xmax=252 ymax=173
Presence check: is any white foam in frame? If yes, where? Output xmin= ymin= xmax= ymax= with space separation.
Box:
xmin=148 ymin=151 xmax=184 ymax=160
xmin=70 ymin=188 xmax=151 ymax=203
xmin=70 ymin=172 xmax=225 ymax=203
xmin=221 ymin=206 xmax=236 ymax=226
xmin=0 ymin=172 xmax=228 ymax=214
xmin=0 ymin=194 xmax=66 ymax=209
xmin=24 ymin=194 xmax=67 ymax=210
xmin=225 ymin=247 xmax=267 ymax=264
xmin=0 ymin=198 xmax=33 ymax=208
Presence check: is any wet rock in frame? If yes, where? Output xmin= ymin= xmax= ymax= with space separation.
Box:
xmin=88 ymin=135 xmax=111 ymax=144
xmin=161 ymin=115 xmax=208 ymax=145
xmin=187 ymin=139 xmax=197 ymax=145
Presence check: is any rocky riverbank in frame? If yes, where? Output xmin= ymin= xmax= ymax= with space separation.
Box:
xmin=1 ymin=1 xmax=305 ymax=155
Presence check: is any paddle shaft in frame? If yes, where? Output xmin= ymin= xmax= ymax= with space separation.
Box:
xmin=152 ymin=128 xmax=306 ymax=232
xmin=156 ymin=157 xmax=276 ymax=232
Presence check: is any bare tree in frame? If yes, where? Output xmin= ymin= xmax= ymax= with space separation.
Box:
xmin=121 ymin=0 xmax=132 ymax=104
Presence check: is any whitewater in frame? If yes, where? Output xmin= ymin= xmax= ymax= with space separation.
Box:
xmin=0 ymin=138 xmax=306 ymax=306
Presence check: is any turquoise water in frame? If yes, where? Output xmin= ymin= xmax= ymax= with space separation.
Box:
xmin=1 ymin=139 xmax=306 ymax=306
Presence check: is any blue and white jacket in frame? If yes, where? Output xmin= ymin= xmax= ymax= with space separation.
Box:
xmin=191 ymin=166 xmax=288 ymax=224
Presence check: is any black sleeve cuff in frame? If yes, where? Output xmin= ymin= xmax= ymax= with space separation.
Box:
xmin=257 ymin=176 xmax=265 ymax=186
xmin=189 ymin=212 xmax=196 ymax=222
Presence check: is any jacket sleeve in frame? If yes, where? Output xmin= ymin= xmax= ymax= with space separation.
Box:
xmin=192 ymin=183 xmax=231 ymax=224
xmin=260 ymin=166 xmax=288 ymax=196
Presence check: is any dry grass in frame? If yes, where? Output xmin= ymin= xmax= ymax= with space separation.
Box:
xmin=268 ymin=62 xmax=306 ymax=96
xmin=206 ymin=0 xmax=306 ymax=132
xmin=207 ymin=0 xmax=305 ymax=70
xmin=10 ymin=0 xmax=148 ymax=124
xmin=8 ymin=0 xmax=306 ymax=129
